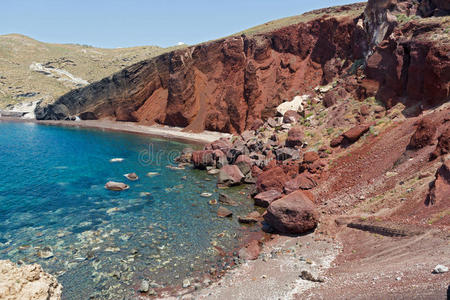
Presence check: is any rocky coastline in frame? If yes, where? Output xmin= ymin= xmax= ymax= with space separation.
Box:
xmin=2 ymin=0 xmax=449 ymax=298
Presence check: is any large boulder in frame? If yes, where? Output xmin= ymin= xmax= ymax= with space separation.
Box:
xmin=254 ymin=190 xmax=283 ymax=208
xmin=285 ymin=126 xmax=304 ymax=148
xmin=427 ymin=160 xmax=450 ymax=205
xmin=212 ymin=149 xmax=228 ymax=169
xmin=218 ymin=165 xmax=244 ymax=186
xmin=192 ymin=150 xmax=214 ymax=169
xmin=207 ymin=138 xmax=232 ymax=153
xmin=303 ymin=151 xmax=320 ymax=164
xmin=256 ymin=166 xmax=290 ymax=193
xmin=264 ymin=190 xmax=319 ymax=234
xmin=0 ymin=260 xmax=62 ymax=300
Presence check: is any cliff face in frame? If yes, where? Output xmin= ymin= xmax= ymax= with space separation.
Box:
xmin=36 ymin=1 xmax=449 ymax=133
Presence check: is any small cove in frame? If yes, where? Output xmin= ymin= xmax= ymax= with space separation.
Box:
xmin=0 ymin=122 xmax=258 ymax=299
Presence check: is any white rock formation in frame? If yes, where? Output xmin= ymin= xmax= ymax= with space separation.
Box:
xmin=0 ymin=260 xmax=62 ymax=300
xmin=276 ymin=95 xmax=308 ymax=116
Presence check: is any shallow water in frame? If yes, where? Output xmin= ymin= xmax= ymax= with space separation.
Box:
xmin=0 ymin=122 xmax=257 ymax=299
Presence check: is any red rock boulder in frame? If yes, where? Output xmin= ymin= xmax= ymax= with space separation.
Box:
xmin=283 ymin=110 xmax=301 ymax=124
xmin=303 ymin=151 xmax=320 ymax=164
xmin=284 ymin=172 xmax=318 ymax=194
xmin=285 ymin=126 xmax=304 ymax=148
xmin=264 ymin=190 xmax=319 ymax=234
xmin=192 ymin=150 xmax=214 ymax=169
xmin=342 ymin=124 xmax=371 ymax=143
xmin=254 ymin=190 xmax=283 ymax=208
xmin=217 ymin=165 xmax=244 ymax=186
xmin=256 ymin=166 xmax=290 ymax=193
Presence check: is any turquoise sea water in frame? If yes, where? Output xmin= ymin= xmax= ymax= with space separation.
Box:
xmin=0 ymin=122 xmax=257 ymax=299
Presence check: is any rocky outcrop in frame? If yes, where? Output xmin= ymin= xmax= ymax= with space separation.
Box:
xmin=0 ymin=260 xmax=62 ymax=300
xmin=427 ymin=160 xmax=450 ymax=205
xmin=36 ymin=6 xmax=368 ymax=133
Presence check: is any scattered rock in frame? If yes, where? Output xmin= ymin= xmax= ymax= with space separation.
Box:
xmin=254 ymin=190 xmax=283 ymax=207
xmin=264 ymin=190 xmax=319 ymax=234
xmin=139 ymin=279 xmax=150 ymax=293
xmin=250 ymin=119 xmax=264 ymax=131
xmin=146 ymin=172 xmax=160 ymax=177
xmin=182 ymin=279 xmax=191 ymax=288
xmin=300 ymin=270 xmax=325 ymax=282
xmin=36 ymin=246 xmax=54 ymax=259
xmin=238 ymin=240 xmax=261 ymax=260
xmin=104 ymin=181 xmax=129 ymax=191
xmin=303 ymin=151 xmax=320 ymax=164
xmin=109 ymin=158 xmax=124 ymax=163
xmin=238 ymin=211 xmax=261 ymax=223
xmin=283 ymin=110 xmax=301 ymax=124
xmin=219 ymin=193 xmax=238 ymax=206
xmin=217 ymin=206 xmax=233 ymax=218
xmin=432 ymin=264 xmax=448 ymax=274
xmin=276 ymin=147 xmax=300 ymax=161
xmin=124 ymin=172 xmax=139 ymax=181
xmin=267 ymin=117 xmax=278 ymax=128
xmin=201 ymin=192 xmax=213 ymax=198
xmin=342 ymin=124 xmax=371 ymax=143
xmin=284 ymin=172 xmax=317 ymax=193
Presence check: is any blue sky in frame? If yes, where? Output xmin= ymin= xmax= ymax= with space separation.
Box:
xmin=1 ymin=0 xmax=365 ymax=48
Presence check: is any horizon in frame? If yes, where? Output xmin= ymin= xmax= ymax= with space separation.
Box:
xmin=1 ymin=0 xmax=365 ymax=49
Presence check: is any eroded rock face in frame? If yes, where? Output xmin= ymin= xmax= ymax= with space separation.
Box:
xmin=36 ymin=9 xmax=368 ymax=134
xmin=264 ymin=190 xmax=319 ymax=234
xmin=427 ymin=160 xmax=450 ymax=205
xmin=0 ymin=260 xmax=62 ymax=300
xmin=408 ymin=117 xmax=437 ymax=149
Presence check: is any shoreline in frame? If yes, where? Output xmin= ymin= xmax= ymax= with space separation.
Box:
xmin=0 ymin=117 xmax=231 ymax=145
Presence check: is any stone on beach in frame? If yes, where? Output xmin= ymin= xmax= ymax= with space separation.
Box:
xmin=238 ymin=240 xmax=261 ymax=260
xmin=105 ymin=181 xmax=129 ymax=191
xmin=254 ymin=190 xmax=283 ymax=208
xmin=218 ymin=165 xmax=244 ymax=186
xmin=264 ymin=190 xmax=319 ymax=234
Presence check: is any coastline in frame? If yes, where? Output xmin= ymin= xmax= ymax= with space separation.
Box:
xmin=0 ymin=117 xmax=231 ymax=145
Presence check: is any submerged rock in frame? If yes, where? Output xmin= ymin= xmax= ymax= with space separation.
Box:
xmin=124 ymin=172 xmax=139 ymax=181
xmin=219 ymin=193 xmax=238 ymax=206
xmin=109 ymin=158 xmax=124 ymax=163
xmin=105 ymin=181 xmax=129 ymax=191
xmin=238 ymin=211 xmax=261 ymax=223
xmin=217 ymin=206 xmax=233 ymax=218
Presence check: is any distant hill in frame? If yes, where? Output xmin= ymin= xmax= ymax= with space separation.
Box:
xmin=0 ymin=34 xmax=185 ymax=108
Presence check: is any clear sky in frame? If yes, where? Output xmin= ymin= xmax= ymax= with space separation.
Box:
xmin=1 ymin=0 xmax=365 ymax=48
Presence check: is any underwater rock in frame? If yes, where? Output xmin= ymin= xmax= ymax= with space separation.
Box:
xmin=124 ymin=173 xmax=139 ymax=181
xmin=104 ymin=181 xmax=129 ymax=191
